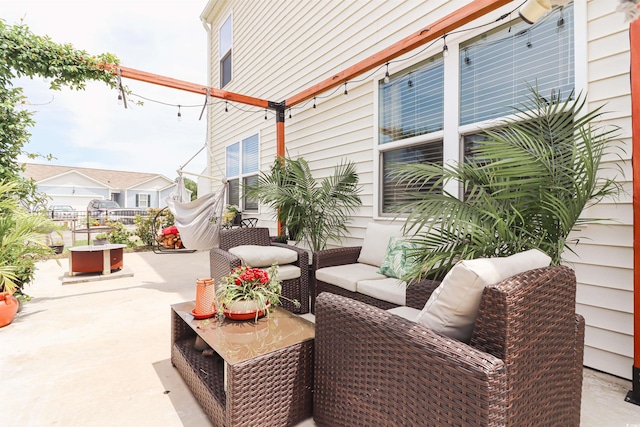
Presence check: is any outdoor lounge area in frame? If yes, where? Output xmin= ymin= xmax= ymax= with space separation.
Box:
xmin=1 ymin=250 xmax=640 ymax=426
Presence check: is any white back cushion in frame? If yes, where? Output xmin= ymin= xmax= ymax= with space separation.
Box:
xmin=357 ymin=222 xmax=404 ymax=267
xmin=228 ymin=245 xmax=298 ymax=267
xmin=417 ymin=249 xmax=551 ymax=343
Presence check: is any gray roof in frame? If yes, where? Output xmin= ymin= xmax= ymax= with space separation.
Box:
xmin=22 ymin=163 xmax=173 ymax=190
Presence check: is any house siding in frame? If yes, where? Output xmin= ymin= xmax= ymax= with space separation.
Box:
xmin=568 ymin=0 xmax=634 ymax=380
xmin=202 ymin=0 xmax=635 ymax=379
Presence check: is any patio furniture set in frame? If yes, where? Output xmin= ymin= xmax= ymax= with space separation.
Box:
xmin=170 ymin=225 xmax=584 ymax=426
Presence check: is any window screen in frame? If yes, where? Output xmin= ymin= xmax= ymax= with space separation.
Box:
xmin=460 ymin=4 xmax=574 ymax=125
xmin=381 ymin=141 xmax=443 ymax=214
xmin=226 ymin=142 xmax=239 ymax=177
xmin=379 ymin=56 xmax=444 ymax=144
xmin=220 ymin=15 xmax=232 ymax=87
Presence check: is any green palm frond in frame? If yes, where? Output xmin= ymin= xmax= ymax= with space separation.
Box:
xmin=393 ymin=87 xmax=623 ymax=279
xmin=244 ymin=156 xmax=362 ymax=252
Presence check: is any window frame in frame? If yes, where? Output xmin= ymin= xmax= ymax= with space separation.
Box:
xmin=373 ymin=3 xmax=581 ymax=217
xmin=135 ymin=193 xmax=150 ymax=208
xmin=225 ymin=132 xmax=260 ymax=213
xmin=219 ymin=13 xmax=233 ymax=88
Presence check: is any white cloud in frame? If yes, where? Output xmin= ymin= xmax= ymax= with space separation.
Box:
xmin=7 ymin=0 xmax=210 ymax=180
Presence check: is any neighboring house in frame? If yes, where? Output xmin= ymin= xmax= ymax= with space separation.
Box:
xmin=22 ymin=163 xmax=180 ymax=211
xmin=200 ymin=1 xmax=633 ymax=380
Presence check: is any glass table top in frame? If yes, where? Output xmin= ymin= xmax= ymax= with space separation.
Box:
xmin=172 ymin=301 xmax=315 ymax=365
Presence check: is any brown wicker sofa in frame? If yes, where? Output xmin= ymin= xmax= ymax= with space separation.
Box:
xmin=311 ymin=222 xmax=442 ymax=313
xmin=313 ymin=265 xmax=585 ymax=427
xmin=209 ymin=227 xmax=310 ymax=314
xmin=312 ymin=245 xmax=442 ymax=312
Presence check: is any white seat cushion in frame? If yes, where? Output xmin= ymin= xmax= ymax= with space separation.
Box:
xmin=315 ymin=263 xmax=385 ymax=292
xmin=274 ymin=264 xmax=301 ymax=281
xmin=417 ymin=249 xmax=551 ymax=343
xmin=387 ymin=306 xmax=421 ymax=322
xmin=357 ymin=222 xmax=404 ymax=268
xmin=356 ymin=277 xmax=406 ymax=306
xmin=228 ymin=245 xmax=298 ymax=267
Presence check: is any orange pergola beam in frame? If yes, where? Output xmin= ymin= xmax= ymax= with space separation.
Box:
xmin=110 ymin=64 xmax=270 ymax=109
xmin=285 ymin=0 xmax=512 ymax=108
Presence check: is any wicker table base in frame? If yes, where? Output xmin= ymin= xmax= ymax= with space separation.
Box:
xmin=171 ymin=302 xmax=315 ymax=427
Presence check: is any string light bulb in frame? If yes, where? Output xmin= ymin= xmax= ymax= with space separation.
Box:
xmin=225 ymin=101 xmax=228 ymax=112
xmin=442 ymin=35 xmax=449 ymax=58
xmin=383 ymin=63 xmax=390 ymax=84
xmin=344 ymin=83 xmax=348 ymax=96
xmin=313 ymin=97 xmax=317 ymax=109
xmin=117 ymin=93 xmax=123 ymax=106
xmin=177 ymin=105 xmax=182 ymax=122
xmin=289 ymin=109 xmax=292 ymax=119
xmin=265 ymin=109 xmax=268 ymax=120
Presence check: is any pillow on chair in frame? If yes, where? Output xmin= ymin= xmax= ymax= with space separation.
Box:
xmin=417 ymin=249 xmax=551 ymax=343
xmin=377 ymin=237 xmax=415 ymax=279
xmin=229 ymin=245 xmax=298 ymax=267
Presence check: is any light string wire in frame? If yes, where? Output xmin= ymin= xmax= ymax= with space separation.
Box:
xmin=287 ymin=0 xmax=531 ymax=116
xmin=118 ymin=0 xmax=556 ymax=119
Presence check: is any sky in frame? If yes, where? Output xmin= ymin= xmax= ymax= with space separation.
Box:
xmin=4 ymin=0 xmax=210 ymax=181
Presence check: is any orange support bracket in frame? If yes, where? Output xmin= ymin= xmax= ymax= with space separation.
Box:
xmin=627 ymin=13 xmax=640 ymax=406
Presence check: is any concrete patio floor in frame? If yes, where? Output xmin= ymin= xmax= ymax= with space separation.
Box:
xmin=1 ymin=250 xmax=639 ymax=426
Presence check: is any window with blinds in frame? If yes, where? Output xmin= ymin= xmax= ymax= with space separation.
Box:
xmin=460 ymin=4 xmax=574 ymax=125
xmin=381 ymin=141 xmax=443 ymax=214
xmin=225 ymin=133 xmax=259 ymax=212
xmin=220 ymin=14 xmax=232 ymax=88
xmin=378 ymin=54 xmax=445 ymax=215
xmin=379 ymin=56 xmax=444 ymax=144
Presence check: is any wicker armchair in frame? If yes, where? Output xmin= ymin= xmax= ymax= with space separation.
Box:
xmin=313 ymin=265 xmax=585 ymax=427
xmin=311 ymin=245 xmax=442 ymax=313
xmin=209 ymin=227 xmax=309 ymax=313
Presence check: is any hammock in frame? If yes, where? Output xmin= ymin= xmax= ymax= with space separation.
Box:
xmin=166 ymin=176 xmax=227 ymax=251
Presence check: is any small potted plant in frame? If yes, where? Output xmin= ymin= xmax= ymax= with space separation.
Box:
xmin=217 ymin=264 xmax=298 ymax=320
xmin=94 ymin=233 xmax=108 ymax=245
xmin=222 ymin=205 xmax=242 ymax=227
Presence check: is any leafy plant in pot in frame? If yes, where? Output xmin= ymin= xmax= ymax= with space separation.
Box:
xmin=0 ymin=181 xmax=58 ymax=325
xmin=244 ymin=156 xmax=363 ymax=252
xmin=391 ymin=88 xmax=623 ymax=280
xmin=94 ymin=233 xmax=108 ymax=245
xmin=216 ymin=265 xmax=299 ymax=320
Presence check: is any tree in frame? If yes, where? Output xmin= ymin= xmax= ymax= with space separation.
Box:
xmin=0 ymin=19 xmax=119 ymax=295
xmin=183 ymin=177 xmax=198 ymax=201
xmin=0 ymin=19 xmax=119 ymax=197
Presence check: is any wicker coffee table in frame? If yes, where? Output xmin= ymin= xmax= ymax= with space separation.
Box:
xmin=170 ymin=302 xmax=315 ymax=427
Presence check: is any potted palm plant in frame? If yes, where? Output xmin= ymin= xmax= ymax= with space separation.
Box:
xmin=392 ymin=87 xmax=622 ymax=280
xmin=244 ymin=156 xmax=363 ymax=252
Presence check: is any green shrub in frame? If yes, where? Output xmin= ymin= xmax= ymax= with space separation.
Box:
xmin=104 ymin=221 xmax=135 ymax=247
xmin=134 ymin=208 xmax=174 ymax=246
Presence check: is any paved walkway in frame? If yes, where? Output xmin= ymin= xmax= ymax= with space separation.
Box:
xmin=1 ymin=251 xmax=639 ymax=426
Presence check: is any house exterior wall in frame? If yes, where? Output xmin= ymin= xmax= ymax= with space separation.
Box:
xmin=37 ymin=184 xmax=110 ymax=211
xmin=564 ymin=0 xmax=634 ymax=379
xmin=202 ymin=0 xmax=634 ymax=379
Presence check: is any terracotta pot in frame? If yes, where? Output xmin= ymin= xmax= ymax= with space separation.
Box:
xmin=224 ymin=300 xmax=269 ymax=321
xmin=0 ymin=292 xmax=19 ymax=328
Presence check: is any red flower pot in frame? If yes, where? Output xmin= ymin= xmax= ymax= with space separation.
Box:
xmin=0 ymin=292 xmax=19 ymax=328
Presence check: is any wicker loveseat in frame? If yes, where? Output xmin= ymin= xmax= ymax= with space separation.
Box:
xmin=209 ymin=227 xmax=310 ymax=314
xmin=312 ymin=222 xmax=442 ymax=312
xmin=313 ymin=265 xmax=585 ymax=426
